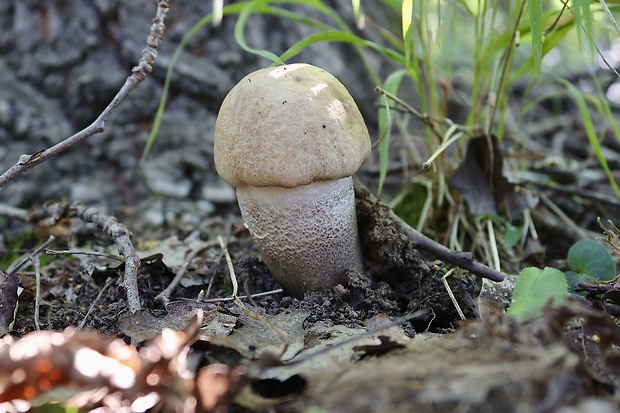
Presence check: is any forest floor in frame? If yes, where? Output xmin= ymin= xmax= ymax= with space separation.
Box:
xmin=2 ymin=149 xmax=620 ymax=412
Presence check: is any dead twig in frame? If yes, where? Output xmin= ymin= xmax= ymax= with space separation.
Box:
xmin=27 ymin=201 xmax=142 ymax=314
xmin=7 ymin=235 xmax=56 ymax=330
xmin=44 ymin=248 xmax=124 ymax=261
xmin=0 ymin=0 xmax=170 ymax=190
xmin=0 ymin=204 xmax=28 ymax=220
xmin=29 ymin=255 xmax=42 ymax=331
xmin=201 ymin=288 xmax=284 ymax=303
xmin=78 ymin=277 xmax=116 ymax=330
xmin=8 ymin=235 xmax=57 ymax=276
xmin=155 ymin=240 xmax=219 ymax=307
xmin=442 ymin=269 xmax=466 ymax=321
xmin=355 ymin=181 xmax=508 ymax=282
xmin=217 ymin=235 xmax=291 ymax=359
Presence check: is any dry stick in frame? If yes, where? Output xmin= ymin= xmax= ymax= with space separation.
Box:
xmin=0 ymin=204 xmax=28 ymax=219
xmin=7 ymin=235 xmax=55 ymax=331
xmin=73 ymin=203 xmax=142 ymax=314
xmin=373 ymin=86 xmax=445 ymax=142
xmin=355 ymin=181 xmax=508 ymax=283
xmin=8 ymin=235 xmax=57 ymax=276
xmin=373 ymin=86 xmax=480 ymax=172
xmin=44 ymin=248 xmax=124 ymax=261
xmin=29 ymin=255 xmax=42 ymax=330
xmin=0 ymin=0 xmax=170 ymax=190
xmin=8 ymin=235 xmax=56 ymax=330
xmin=42 ymin=249 xmax=122 ymax=329
xmin=442 ymin=269 xmax=466 ymax=321
xmin=34 ymin=201 xmax=142 ymax=314
xmin=600 ymin=0 xmax=620 ymax=39
xmin=218 ymin=235 xmax=291 ymax=359
xmin=155 ymin=240 xmax=219 ymax=307
xmin=202 ymin=288 xmax=284 ymax=303
xmin=79 ymin=277 xmax=116 ymax=330
xmin=202 ymin=229 xmax=234 ymax=301
xmin=397 ymin=212 xmax=507 ymax=282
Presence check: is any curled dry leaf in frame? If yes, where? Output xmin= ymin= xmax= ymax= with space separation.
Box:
xmin=0 ymin=328 xmax=141 ymax=404
xmin=449 ymin=134 xmax=536 ymax=221
xmin=0 ymin=312 xmax=247 ymax=412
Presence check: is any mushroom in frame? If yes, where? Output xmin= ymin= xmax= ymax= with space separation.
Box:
xmin=214 ymin=63 xmax=371 ymax=297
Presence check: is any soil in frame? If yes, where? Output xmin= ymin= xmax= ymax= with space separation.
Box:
xmin=4 ymin=183 xmax=619 ymax=412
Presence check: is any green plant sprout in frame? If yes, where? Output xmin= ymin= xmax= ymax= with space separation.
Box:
xmin=476 ymin=213 xmax=524 ymax=250
xmin=507 ymin=266 xmax=568 ymax=323
xmin=564 ymin=238 xmax=616 ymax=293
xmin=509 ymin=218 xmax=620 ymax=323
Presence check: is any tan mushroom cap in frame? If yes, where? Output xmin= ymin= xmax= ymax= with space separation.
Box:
xmin=214 ymin=63 xmax=371 ymax=188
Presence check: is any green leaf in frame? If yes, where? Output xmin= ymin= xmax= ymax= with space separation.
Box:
xmin=401 ymin=0 xmax=413 ymax=69
xmin=528 ymin=0 xmax=543 ymax=78
xmin=377 ymin=69 xmax=407 ymax=195
xmin=144 ymin=2 xmax=251 ymax=158
xmin=235 ymin=0 xmax=285 ymax=64
xmin=507 ymin=266 xmax=568 ymax=322
xmin=564 ymin=270 xmax=582 ymax=293
xmin=567 ymin=239 xmax=616 ymax=280
xmin=503 ymin=223 xmax=523 ymax=250
xmin=556 ymin=78 xmax=620 ymax=195
xmin=278 ymin=31 xmax=405 ymax=66
xmin=565 ymin=239 xmax=616 ymax=294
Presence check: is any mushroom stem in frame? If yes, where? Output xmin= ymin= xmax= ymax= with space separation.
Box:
xmin=236 ymin=177 xmax=363 ymax=297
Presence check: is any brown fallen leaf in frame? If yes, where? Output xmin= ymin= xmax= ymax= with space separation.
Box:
xmin=0 ymin=312 xmax=248 ymax=412
xmin=449 ymin=134 xmax=535 ymax=221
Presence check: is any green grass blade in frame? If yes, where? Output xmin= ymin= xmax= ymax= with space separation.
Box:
xmin=528 ymin=0 xmax=543 ymax=78
xmin=235 ymin=0 xmax=285 ymax=64
xmin=143 ymin=2 xmax=250 ymax=158
xmin=591 ymin=70 xmax=620 ymax=151
xmin=377 ymin=69 xmax=407 ymax=195
xmin=402 ymin=0 xmax=413 ymax=69
xmin=574 ymin=0 xmax=595 ymax=57
xmin=265 ymin=0 xmax=350 ymax=31
xmin=278 ymin=30 xmax=405 ymax=66
xmin=351 ymin=0 xmax=364 ymax=28
xmin=511 ymin=17 xmax=573 ymax=82
xmin=261 ymin=6 xmax=337 ymax=32
xmin=556 ymin=78 xmax=620 ymax=196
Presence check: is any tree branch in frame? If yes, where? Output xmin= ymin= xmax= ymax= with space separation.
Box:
xmin=27 ymin=201 xmax=142 ymax=314
xmin=0 ymin=0 xmax=170 ymax=190
xmin=355 ymin=180 xmax=508 ymax=283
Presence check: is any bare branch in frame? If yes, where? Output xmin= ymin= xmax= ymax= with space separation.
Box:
xmin=0 ymin=0 xmax=170 ymax=190
xmin=27 ymin=201 xmax=142 ymax=314
xmin=355 ymin=180 xmax=508 ymax=283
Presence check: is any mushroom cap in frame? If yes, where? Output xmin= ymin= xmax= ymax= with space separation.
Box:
xmin=214 ymin=63 xmax=371 ymax=188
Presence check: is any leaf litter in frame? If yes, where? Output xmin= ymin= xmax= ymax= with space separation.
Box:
xmin=1 ymin=188 xmax=620 ymax=411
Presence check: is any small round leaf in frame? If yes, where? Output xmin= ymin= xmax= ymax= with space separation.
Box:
xmin=567 ymin=239 xmax=615 ymax=281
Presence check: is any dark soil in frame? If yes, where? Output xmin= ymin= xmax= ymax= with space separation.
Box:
xmin=6 ymin=184 xmax=620 ymax=412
